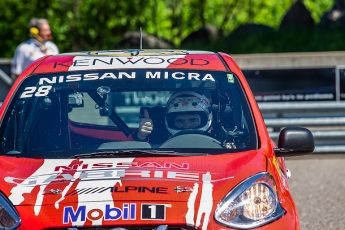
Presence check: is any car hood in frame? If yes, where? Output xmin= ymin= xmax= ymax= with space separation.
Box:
xmin=0 ymin=151 xmax=265 ymax=206
xmin=0 ymin=151 xmax=266 ymax=227
xmin=1 ymin=151 xmax=265 ymax=208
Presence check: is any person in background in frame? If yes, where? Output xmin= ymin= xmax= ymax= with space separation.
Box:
xmin=11 ymin=18 xmax=59 ymax=80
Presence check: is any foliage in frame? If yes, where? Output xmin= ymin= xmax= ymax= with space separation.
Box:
xmin=0 ymin=0 xmax=339 ymax=58
xmin=180 ymin=27 xmax=345 ymax=54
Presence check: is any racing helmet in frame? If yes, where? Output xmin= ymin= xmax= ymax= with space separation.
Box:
xmin=165 ymin=91 xmax=212 ymax=135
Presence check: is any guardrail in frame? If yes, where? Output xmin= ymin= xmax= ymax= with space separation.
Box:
xmin=258 ymin=101 xmax=345 ymax=153
xmin=0 ymin=59 xmax=12 ymax=86
xmin=0 ymin=68 xmax=12 ymax=86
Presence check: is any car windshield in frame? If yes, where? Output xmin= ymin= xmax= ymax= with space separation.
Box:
xmin=0 ymin=69 xmax=257 ymax=158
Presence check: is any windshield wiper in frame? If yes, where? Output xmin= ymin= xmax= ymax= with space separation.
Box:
xmin=70 ymin=150 xmax=202 ymax=158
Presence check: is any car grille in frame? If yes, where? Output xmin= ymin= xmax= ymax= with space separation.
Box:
xmin=48 ymin=225 xmax=196 ymax=230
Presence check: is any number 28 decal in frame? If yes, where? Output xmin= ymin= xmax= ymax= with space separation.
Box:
xmin=20 ymin=86 xmax=52 ymax=98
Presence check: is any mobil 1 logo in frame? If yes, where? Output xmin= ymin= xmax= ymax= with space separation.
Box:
xmin=141 ymin=204 xmax=172 ymax=220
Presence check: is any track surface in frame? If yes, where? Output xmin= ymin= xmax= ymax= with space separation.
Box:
xmin=286 ymin=154 xmax=345 ymax=230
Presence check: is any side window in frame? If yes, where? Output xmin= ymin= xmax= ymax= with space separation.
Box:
xmin=2 ymin=108 xmax=17 ymax=153
xmin=1 ymin=99 xmax=35 ymax=153
xmin=2 ymin=96 xmax=68 ymax=153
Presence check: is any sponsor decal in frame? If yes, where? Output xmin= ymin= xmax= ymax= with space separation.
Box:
xmin=145 ymin=71 xmax=214 ymax=81
xmin=20 ymin=71 xmax=214 ymax=98
xmin=141 ymin=204 xmax=171 ymax=220
xmin=43 ymin=189 xmax=62 ymax=195
xmin=227 ymin=73 xmax=234 ymax=83
xmin=63 ymin=203 xmax=136 ymax=224
xmin=186 ymin=172 xmax=213 ymax=230
xmin=63 ymin=202 xmax=172 ymax=224
xmin=174 ymin=186 xmax=193 ymax=193
xmin=53 ymin=56 xmax=210 ymax=70
xmin=36 ymin=71 xmax=214 ymax=84
xmin=66 ymin=186 xmax=168 ymax=195
xmin=7 ymin=158 xmax=137 ymax=216
xmin=111 ymin=186 xmax=168 ymax=194
xmin=53 ymin=161 xmax=189 ymax=172
xmin=5 ymin=170 xmax=205 ymax=185
xmin=66 ymin=187 xmax=111 ymax=196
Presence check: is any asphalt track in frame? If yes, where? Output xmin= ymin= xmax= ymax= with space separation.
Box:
xmin=285 ymin=154 xmax=345 ymax=230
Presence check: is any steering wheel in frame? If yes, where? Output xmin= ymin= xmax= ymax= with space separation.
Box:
xmin=172 ymin=129 xmax=206 ymax=137
xmin=160 ymin=129 xmax=223 ymax=149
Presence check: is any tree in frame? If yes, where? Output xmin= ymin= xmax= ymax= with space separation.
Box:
xmin=0 ymin=0 xmax=337 ymax=58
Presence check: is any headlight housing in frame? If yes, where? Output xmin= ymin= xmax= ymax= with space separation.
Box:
xmin=0 ymin=192 xmax=21 ymax=229
xmin=214 ymin=172 xmax=285 ymax=229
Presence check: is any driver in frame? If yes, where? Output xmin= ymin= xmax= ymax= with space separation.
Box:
xmin=135 ymin=91 xmax=213 ymax=141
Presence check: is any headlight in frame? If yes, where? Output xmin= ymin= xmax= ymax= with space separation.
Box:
xmin=214 ymin=172 xmax=285 ymax=229
xmin=0 ymin=192 xmax=21 ymax=229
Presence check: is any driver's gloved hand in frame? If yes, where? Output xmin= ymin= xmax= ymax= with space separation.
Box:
xmin=137 ymin=109 xmax=153 ymax=140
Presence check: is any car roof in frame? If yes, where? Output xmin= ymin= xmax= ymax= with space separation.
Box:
xmin=31 ymin=49 xmax=229 ymax=75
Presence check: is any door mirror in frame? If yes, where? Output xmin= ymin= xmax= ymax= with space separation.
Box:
xmin=274 ymin=126 xmax=315 ymax=157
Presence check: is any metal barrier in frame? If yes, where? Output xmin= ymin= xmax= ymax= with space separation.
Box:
xmin=0 ymin=59 xmax=12 ymax=86
xmin=258 ymin=101 xmax=345 ymax=153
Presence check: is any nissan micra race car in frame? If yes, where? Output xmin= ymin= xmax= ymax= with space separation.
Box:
xmin=0 ymin=50 xmax=314 ymax=230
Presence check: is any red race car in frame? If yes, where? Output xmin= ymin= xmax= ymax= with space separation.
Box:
xmin=0 ymin=50 xmax=314 ymax=230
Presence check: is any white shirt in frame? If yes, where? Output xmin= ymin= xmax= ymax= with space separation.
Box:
xmin=11 ymin=38 xmax=59 ymax=76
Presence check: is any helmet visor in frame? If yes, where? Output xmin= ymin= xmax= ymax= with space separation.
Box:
xmin=166 ymin=111 xmax=208 ymax=130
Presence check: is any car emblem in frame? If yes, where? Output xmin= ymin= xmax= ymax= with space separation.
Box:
xmin=174 ymin=186 xmax=193 ymax=193
xmin=43 ymin=189 xmax=62 ymax=195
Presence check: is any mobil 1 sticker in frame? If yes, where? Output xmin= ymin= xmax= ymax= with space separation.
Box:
xmin=141 ymin=204 xmax=171 ymax=220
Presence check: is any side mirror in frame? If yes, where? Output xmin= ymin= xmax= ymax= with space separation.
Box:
xmin=274 ymin=126 xmax=315 ymax=157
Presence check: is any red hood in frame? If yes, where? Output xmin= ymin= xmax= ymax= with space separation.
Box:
xmin=0 ymin=151 xmax=267 ymax=228
xmin=1 ymin=151 xmax=266 ymax=206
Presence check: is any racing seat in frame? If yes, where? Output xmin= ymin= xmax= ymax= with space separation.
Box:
xmin=140 ymin=106 xmax=170 ymax=144
xmin=211 ymin=104 xmax=236 ymax=130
